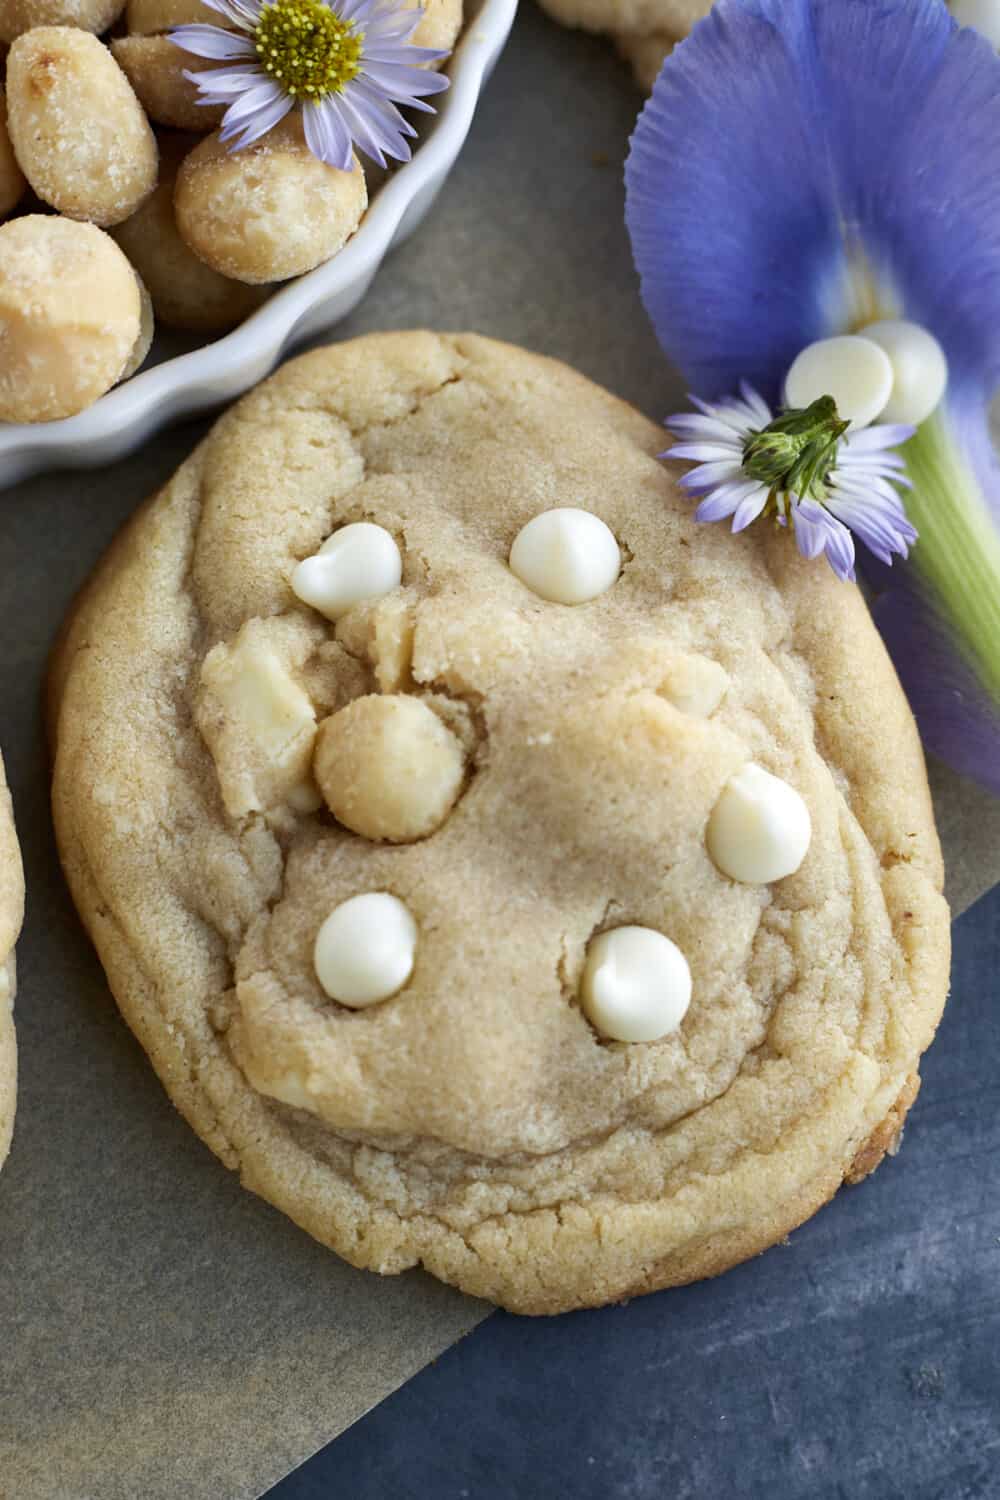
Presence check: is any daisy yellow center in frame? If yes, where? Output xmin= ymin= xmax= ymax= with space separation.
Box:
xmin=254 ymin=0 xmax=363 ymax=100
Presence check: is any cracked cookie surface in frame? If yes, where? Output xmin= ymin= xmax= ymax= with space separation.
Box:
xmin=50 ymin=332 xmax=950 ymax=1313
xmin=0 ymin=752 xmax=23 ymax=1174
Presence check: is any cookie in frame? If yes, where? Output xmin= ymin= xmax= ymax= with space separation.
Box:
xmin=537 ymin=0 xmax=711 ymax=90
xmin=0 ymin=752 xmax=24 ymax=1173
xmin=50 ymin=332 xmax=950 ymax=1314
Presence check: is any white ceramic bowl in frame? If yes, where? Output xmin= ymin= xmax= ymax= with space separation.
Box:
xmin=0 ymin=0 xmax=517 ymax=490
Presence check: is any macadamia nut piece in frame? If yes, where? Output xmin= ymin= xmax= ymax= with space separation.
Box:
xmin=6 ymin=28 xmax=157 ymax=225
xmin=110 ymin=37 xmax=224 ymax=130
xmin=0 ymin=88 xmax=26 ymax=217
xmin=175 ymin=117 xmax=367 ymax=284
xmin=112 ymin=136 xmax=269 ymax=331
xmin=314 ymin=695 xmax=467 ymax=843
xmin=0 ymin=0 xmax=125 ymax=44
xmin=0 ymin=215 xmax=140 ymax=422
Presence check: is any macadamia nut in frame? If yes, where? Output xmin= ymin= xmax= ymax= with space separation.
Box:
xmin=175 ymin=116 xmax=367 ymax=284
xmin=0 ymin=0 xmax=125 ymax=44
xmin=0 ymin=215 xmax=140 ymax=422
xmin=407 ymin=0 xmax=462 ymax=51
xmin=126 ymin=0 xmax=218 ymax=31
xmin=120 ymin=271 xmax=154 ymax=378
xmin=6 ymin=27 xmax=157 ymax=225
xmin=111 ymin=136 xmax=269 ymax=330
xmin=314 ymin=695 xmax=467 ymax=843
xmin=0 ymin=88 xmax=27 ymax=217
xmin=111 ymin=37 xmax=224 ymax=131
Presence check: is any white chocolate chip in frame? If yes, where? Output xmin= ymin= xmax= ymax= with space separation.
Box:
xmin=707 ymin=763 xmax=812 ymax=885
xmin=859 ymin=320 xmax=948 ymax=427
xmin=509 ymin=508 xmax=621 ymax=605
xmin=292 ymin=523 xmax=403 ymax=623
xmin=314 ymin=695 xmax=466 ymax=843
xmin=581 ymin=926 xmax=692 ymax=1043
xmin=314 ymin=892 xmax=417 ymax=1008
xmin=952 ymin=0 xmax=1000 ymax=48
xmin=784 ymin=336 xmax=894 ymax=429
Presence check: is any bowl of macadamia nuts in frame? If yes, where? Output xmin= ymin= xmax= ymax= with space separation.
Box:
xmin=0 ymin=0 xmax=516 ymax=485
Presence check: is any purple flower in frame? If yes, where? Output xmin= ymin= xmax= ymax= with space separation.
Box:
xmin=171 ymin=0 xmax=450 ymax=170
xmin=665 ymin=386 xmax=916 ymax=583
xmin=625 ymin=0 xmax=1000 ymax=796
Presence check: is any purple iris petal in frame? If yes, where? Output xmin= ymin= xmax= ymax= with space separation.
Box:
xmin=627 ymin=0 xmax=1000 ymax=792
xmin=874 ymin=583 xmax=1000 ymax=796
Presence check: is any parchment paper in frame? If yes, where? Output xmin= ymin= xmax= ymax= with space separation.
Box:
xmin=2 ymin=11 xmax=999 ymax=1499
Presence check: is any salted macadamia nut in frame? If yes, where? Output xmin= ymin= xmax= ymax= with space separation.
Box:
xmin=581 ymin=927 xmax=692 ymax=1044
xmin=175 ymin=118 xmax=368 ymax=284
xmin=707 ymin=763 xmax=812 ymax=885
xmin=0 ymin=88 xmax=26 ymax=217
xmin=111 ymin=137 xmax=269 ymax=332
xmin=0 ymin=0 xmax=124 ymax=43
xmin=6 ymin=28 xmax=158 ymax=225
xmin=314 ymin=892 xmax=417 ymax=1008
xmin=111 ymin=37 xmax=224 ymax=131
xmin=126 ymin=0 xmax=219 ymax=31
xmin=0 ymin=215 xmax=140 ymax=422
xmin=120 ymin=273 xmax=154 ymax=379
xmin=314 ymin=695 xmax=466 ymax=843
xmin=292 ymin=522 xmax=403 ymax=622
xmin=407 ymin=0 xmax=462 ymax=50
xmin=509 ymin=508 xmax=621 ymax=605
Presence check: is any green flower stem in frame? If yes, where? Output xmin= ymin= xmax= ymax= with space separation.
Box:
xmin=902 ymin=411 xmax=1000 ymax=705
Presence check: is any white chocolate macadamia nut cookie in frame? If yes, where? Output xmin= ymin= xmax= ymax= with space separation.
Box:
xmin=6 ymin=27 xmax=157 ymax=225
xmin=537 ymin=0 xmax=711 ymax=90
xmin=50 ymin=333 xmax=950 ymax=1316
xmin=0 ymin=216 xmax=140 ymax=421
xmin=175 ymin=118 xmax=367 ymax=284
xmin=111 ymin=135 xmax=269 ymax=331
xmin=0 ymin=0 xmax=124 ymax=43
xmin=0 ymin=751 xmax=24 ymax=1177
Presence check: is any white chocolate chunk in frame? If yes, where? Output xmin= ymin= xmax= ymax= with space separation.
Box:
xmin=784 ymin=336 xmax=894 ymax=430
xmin=707 ymin=763 xmax=812 ymax=885
xmin=952 ymin=0 xmax=1000 ymax=48
xmin=859 ymin=320 xmax=948 ymax=427
xmin=196 ymin=627 xmax=318 ymax=818
xmin=658 ymin=656 xmax=729 ymax=718
xmin=314 ymin=695 xmax=466 ymax=843
xmin=314 ymin=893 xmax=417 ymax=1008
xmin=509 ymin=508 xmax=621 ymax=605
xmin=292 ymin=523 xmax=403 ymax=623
xmin=581 ymin=926 xmax=692 ymax=1043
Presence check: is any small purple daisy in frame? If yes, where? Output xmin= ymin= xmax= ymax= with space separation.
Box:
xmin=663 ymin=385 xmax=917 ymax=584
xmin=171 ymin=0 xmax=450 ymax=170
